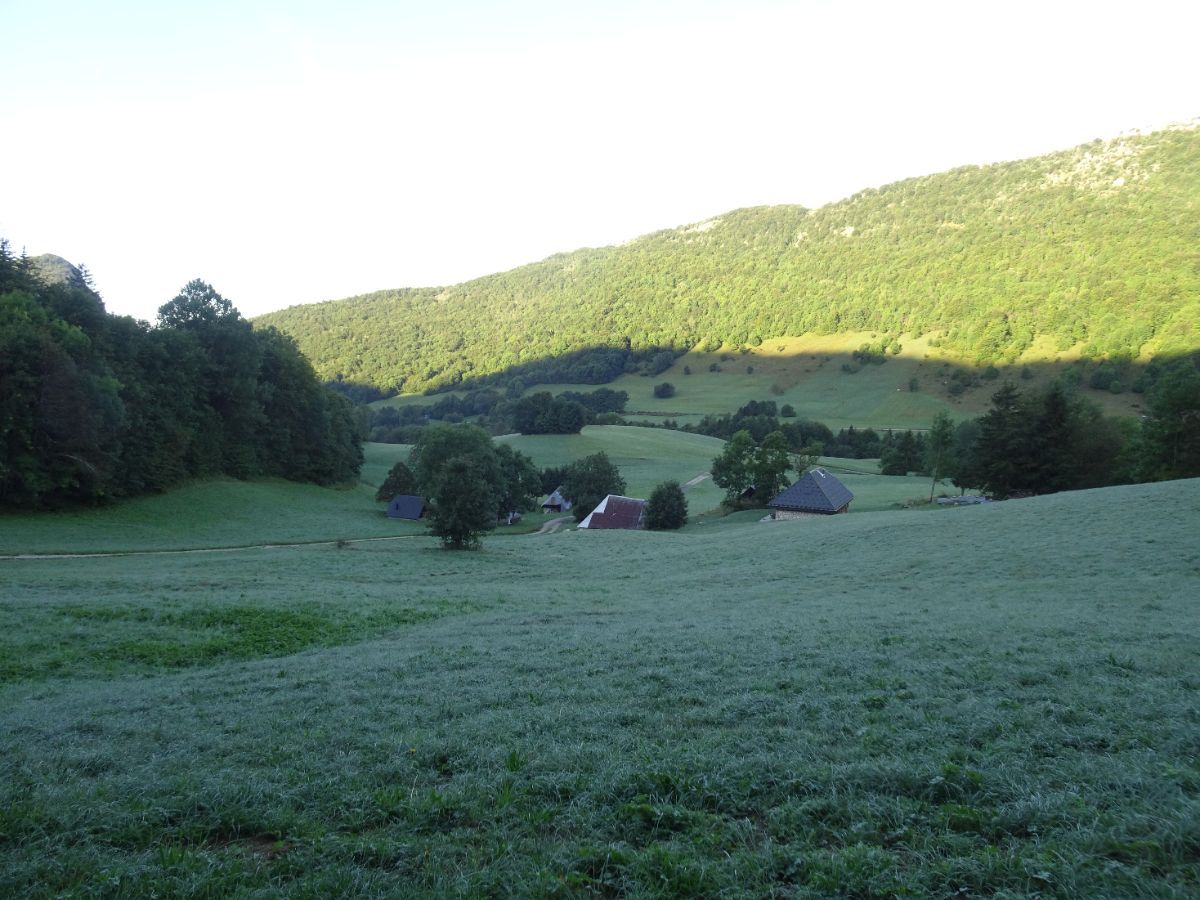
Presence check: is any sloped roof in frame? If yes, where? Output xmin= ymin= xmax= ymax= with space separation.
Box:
xmin=768 ymin=468 xmax=854 ymax=514
xmin=542 ymin=488 xmax=572 ymax=510
xmin=386 ymin=494 xmax=426 ymax=520
xmin=578 ymin=494 xmax=646 ymax=530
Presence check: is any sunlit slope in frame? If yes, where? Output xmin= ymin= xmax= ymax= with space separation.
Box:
xmin=258 ymin=124 xmax=1200 ymax=394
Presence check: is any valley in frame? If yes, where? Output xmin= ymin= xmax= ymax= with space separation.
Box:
xmin=2 ymin=120 xmax=1198 ymax=897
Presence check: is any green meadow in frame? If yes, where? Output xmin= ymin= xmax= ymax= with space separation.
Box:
xmin=0 ymin=476 xmax=422 ymax=556
xmin=0 ymin=432 xmax=954 ymax=557
xmin=499 ymin=426 xmax=729 ymax=515
xmin=2 ymin=476 xmax=1198 ymax=896
xmin=374 ymin=332 xmax=1145 ymax=433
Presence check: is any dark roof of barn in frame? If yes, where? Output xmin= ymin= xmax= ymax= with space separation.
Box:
xmin=580 ymin=494 xmax=646 ymax=529
xmin=386 ymin=494 xmax=426 ymax=520
xmin=768 ymin=468 xmax=854 ymax=513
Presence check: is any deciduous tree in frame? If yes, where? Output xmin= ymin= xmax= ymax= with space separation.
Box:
xmin=375 ymin=460 xmax=418 ymax=502
xmin=645 ymin=481 xmax=688 ymax=530
xmin=710 ymin=429 xmax=756 ymax=503
xmin=563 ymin=451 xmax=626 ymax=522
xmin=751 ymin=431 xmax=793 ymax=500
xmin=410 ymin=424 xmax=501 ymax=549
xmin=926 ymin=411 xmax=956 ymax=501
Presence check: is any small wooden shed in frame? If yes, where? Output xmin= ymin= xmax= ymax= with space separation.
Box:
xmin=541 ymin=488 xmax=572 ymax=513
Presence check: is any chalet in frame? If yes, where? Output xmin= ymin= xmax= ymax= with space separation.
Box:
xmin=767 ymin=468 xmax=853 ymax=518
xmin=541 ymin=488 xmax=572 ymax=513
xmin=578 ymin=494 xmax=647 ymax=530
xmin=385 ymin=494 xmax=426 ymax=520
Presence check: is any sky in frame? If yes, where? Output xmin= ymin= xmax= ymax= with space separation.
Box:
xmin=2 ymin=0 xmax=1197 ymax=322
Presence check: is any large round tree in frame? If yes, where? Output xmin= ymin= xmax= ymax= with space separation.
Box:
xmin=645 ymin=481 xmax=688 ymax=530
xmin=562 ymin=451 xmax=626 ymax=522
xmin=409 ymin=424 xmax=540 ymax=549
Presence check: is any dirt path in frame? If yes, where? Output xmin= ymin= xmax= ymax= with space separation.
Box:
xmin=683 ymin=473 xmax=710 ymax=490
xmin=0 ymin=534 xmax=421 ymax=561
xmin=530 ymin=516 xmax=573 ymax=536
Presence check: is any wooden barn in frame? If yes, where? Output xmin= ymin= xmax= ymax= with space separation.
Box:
xmin=578 ymin=494 xmax=646 ymax=530
xmin=767 ymin=468 xmax=853 ymax=518
xmin=541 ymin=488 xmax=572 ymax=513
xmin=385 ymin=494 xmax=426 ymax=520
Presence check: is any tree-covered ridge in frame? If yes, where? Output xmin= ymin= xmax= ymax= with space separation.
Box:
xmin=0 ymin=247 xmax=363 ymax=509
xmin=256 ymin=124 xmax=1200 ymax=395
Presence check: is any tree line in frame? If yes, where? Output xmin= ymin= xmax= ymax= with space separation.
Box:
xmin=367 ymin=388 xmax=629 ymax=442
xmin=0 ymin=244 xmax=362 ymax=509
xmin=948 ymin=370 xmax=1200 ymax=499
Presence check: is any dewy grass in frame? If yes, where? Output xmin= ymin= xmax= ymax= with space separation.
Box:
xmin=1 ymin=432 xmax=964 ymax=559
xmin=0 ymin=477 xmax=425 ymax=556
xmin=1 ymin=479 xmax=1198 ymax=896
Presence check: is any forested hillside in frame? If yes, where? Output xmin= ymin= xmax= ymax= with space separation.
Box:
xmin=257 ymin=124 xmax=1200 ymax=396
xmin=0 ymin=247 xmax=362 ymax=509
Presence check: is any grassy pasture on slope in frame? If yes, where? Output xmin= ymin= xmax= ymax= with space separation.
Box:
xmin=1 ymin=480 xmax=1198 ymax=896
xmin=614 ymin=340 xmax=1144 ymax=431
xmin=499 ymin=426 xmax=728 ymax=514
xmin=372 ymin=332 xmax=1145 ymax=433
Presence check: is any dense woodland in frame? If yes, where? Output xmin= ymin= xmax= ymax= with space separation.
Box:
xmin=0 ymin=244 xmax=362 ymax=509
xmin=258 ymin=125 xmax=1200 ymax=395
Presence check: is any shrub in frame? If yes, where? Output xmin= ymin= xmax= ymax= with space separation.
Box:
xmin=654 ymin=382 xmax=676 ymax=399
xmin=645 ymin=481 xmax=688 ymax=530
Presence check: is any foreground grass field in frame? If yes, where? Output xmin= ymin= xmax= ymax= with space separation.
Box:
xmin=2 ymin=479 xmax=1198 ymax=896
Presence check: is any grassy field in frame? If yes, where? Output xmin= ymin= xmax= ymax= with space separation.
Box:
xmin=2 ymin=478 xmax=1198 ymax=896
xmin=500 ymin=426 xmax=728 ymax=515
xmin=373 ymin=332 xmax=1144 ymax=432
xmin=0 ymin=479 xmax=425 ymax=556
xmin=0 ymin=433 xmax=946 ymax=556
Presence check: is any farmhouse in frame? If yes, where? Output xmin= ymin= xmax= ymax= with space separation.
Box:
xmin=385 ymin=494 xmax=426 ymax=520
xmin=768 ymin=468 xmax=853 ymax=518
xmin=541 ymin=488 xmax=572 ymax=513
xmin=578 ymin=494 xmax=646 ymax=530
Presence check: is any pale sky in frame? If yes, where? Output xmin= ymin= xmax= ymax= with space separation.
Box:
xmin=2 ymin=0 xmax=1196 ymax=322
